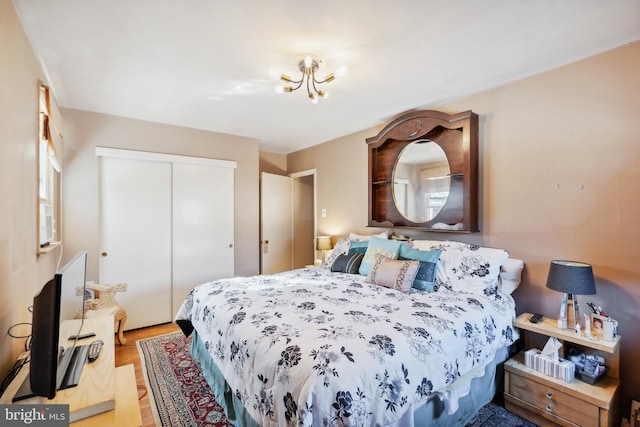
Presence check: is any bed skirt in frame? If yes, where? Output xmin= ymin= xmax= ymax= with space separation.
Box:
xmin=190 ymin=331 xmax=511 ymax=427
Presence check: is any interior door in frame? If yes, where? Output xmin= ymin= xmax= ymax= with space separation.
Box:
xmin=260 ymin=172 xmax=293 ymax=274
xmin=99 ymin=156 xmax=172 ymax=330
xmin=172 ymin=162 xmax=234 ymax=310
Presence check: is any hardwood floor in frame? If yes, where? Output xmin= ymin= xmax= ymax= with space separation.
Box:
xmin=114 ymin=322 xmax=181 ymax=427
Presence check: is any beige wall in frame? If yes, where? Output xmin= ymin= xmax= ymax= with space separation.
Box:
xmin=288 ymin=42 xmax=640 ymax=411
xmin=259 ymin=151 xmax=287 ymax=175
xmin=0 ymin=0 xmax=60 ymax=376
xmin=60 ymin=108 xmax=261 ymax=282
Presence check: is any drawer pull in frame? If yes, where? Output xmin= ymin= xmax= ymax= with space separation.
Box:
xmin=546 ymin=391 xmax=553 ymax=398
xmin=546 ymin=404 xmax=553 ymax=412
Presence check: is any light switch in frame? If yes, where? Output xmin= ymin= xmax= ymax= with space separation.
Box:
xmin=321 ymin=208 xmax=327 ymax=218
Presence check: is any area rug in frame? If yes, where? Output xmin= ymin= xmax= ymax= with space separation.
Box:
xmin=138 ymin=331 xmax=538 ymax=427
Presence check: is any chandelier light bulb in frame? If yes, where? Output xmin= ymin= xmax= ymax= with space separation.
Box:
xmin=275 ymin=55 xmax=338 ymax=103
xmin=303 ymin=55 xmax=313 ymax=68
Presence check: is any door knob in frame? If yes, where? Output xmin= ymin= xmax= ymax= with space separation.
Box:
xmin=101 ymin=252 xmax=108 ymax=257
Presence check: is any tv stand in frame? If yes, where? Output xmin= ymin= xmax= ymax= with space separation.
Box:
xmin=1 ymin=316 xmax=140 ymax=425
xmin=12 ymin=343 xmax=90 ymax=401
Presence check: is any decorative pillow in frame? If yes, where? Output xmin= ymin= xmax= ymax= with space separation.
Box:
xmin=348 ymin=240 xmax=369 ymax=255
xmin=358 ymin=236 xmax=403 ymax=276
xmin=330 ymin=253 xmax=364 ymax=274
xmin=398 ymin=244 xmax=442 ymax=292
xmin=348 ymin=230 xmax=389 ymax=241
xmin=321 ymin=238 xmax=349 ymax=269
xmin=365 ymin=254 xmax=419 ymax=293
xmin=410 ymin=240 xmax=509 ymax=295
xmin=321 ymin=232 xmax=388 ymax=269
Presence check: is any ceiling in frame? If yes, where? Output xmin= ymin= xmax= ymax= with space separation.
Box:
xmin=13 ymin=0 xmax=640 ymax=154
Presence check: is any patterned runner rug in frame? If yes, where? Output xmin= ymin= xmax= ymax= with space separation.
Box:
xmin=138 ymin=331 xmax=537 ymax=427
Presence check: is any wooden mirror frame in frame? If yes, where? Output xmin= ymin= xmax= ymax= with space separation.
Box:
xmin=366 ymin=110 xmax=478 ymax=233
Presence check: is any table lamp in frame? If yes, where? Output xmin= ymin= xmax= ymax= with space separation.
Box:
xmin=545 ymin=260 xmax=596 ymax=331
xmin=316 ymin=236 xmax=333 ymax=264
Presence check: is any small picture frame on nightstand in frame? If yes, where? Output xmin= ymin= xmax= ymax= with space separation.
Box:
xmin=591 ymin=313 xmax=607 ymax=336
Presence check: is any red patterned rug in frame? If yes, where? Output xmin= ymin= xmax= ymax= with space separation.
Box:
xmin=137 ymin=331 xmax=231 ymax=426
xmin=138 ymin=331 xmax=537 ymax=427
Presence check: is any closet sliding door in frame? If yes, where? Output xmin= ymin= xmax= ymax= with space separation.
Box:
xmin=97 ymin=148 xmax=235 ymax=330
xmin=98 ymin=155 xmax=173 ymax=330
xmin=172 ymin=162 xmax=234 ymax=312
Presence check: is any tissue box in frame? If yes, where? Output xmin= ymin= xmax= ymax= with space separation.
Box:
xmin=524 ymin=349 xmax=575 ymax=382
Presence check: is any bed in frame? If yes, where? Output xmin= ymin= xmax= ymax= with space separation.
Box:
xmin=175 ymin=237 xmax=524 ymax=427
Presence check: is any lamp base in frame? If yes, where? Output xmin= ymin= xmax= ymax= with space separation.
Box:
xmin=558 ymin=293 xmax=581 ymax=331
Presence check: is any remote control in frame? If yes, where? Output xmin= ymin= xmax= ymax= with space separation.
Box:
xmin=529 ymin=313 xmax=543 ymax=323
xmin=68 ymin=332 xmax=96 ymax=341
xmin=87 ymin=339 xmax=104 ymax=362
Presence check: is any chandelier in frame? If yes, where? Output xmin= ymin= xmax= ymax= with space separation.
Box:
xmin=275 ymin=55 xmax=336 ymax=104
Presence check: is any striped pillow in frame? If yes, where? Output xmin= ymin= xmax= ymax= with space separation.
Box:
xmin=331 ymin=253 xmax=364 ymax=274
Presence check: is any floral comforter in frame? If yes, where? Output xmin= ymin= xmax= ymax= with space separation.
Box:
xmin=175 ymin=267 xmax=519 ymax=427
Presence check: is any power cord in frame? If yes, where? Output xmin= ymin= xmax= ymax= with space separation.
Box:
xmin=137 ymin=384 xmax=148 ymax=400
xmin=8 ymin=321 xmax=32 ymax=352
xmin=56 ymin=242 xmax=64 ymax=271
xmin=1 ymin=319 xmax=33 ymax=396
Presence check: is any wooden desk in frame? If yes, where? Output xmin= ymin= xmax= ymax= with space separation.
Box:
xmin=1 ymin=316 xmax=116 ymax=422
xmin=73 ymin=364 xmax=141 ymax=426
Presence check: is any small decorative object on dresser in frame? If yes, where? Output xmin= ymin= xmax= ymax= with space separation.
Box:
xmin=77 ymin=283 xmax=128 ymax=345
xmin=504 ymin=312 xmax=621 ymax=427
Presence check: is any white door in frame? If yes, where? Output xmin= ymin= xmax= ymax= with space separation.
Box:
xmin=260 ymin=172 xmax=293 ymax=274
xmin=99 ymin=156 xmax=173 ymax=330
xmin=172 ymin=163 xmax=234 ymax=310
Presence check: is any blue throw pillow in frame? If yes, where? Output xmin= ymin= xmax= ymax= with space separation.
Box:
xmin=359 ymin=236 xmax=402 ymax=276
xmin=398 ymin=243 xmax=442 ymax=292
xmin=348 ymin=240 xmax=369 ymax=255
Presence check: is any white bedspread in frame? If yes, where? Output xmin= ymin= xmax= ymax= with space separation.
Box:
xmin=175 ymin=267 xmax=519 ymax=427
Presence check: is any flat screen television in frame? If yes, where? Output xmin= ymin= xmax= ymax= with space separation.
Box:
xmin=27 ymin=273 xmax=62 ymax=399
xmin=12 ymin=250 xmax=90 ymax=401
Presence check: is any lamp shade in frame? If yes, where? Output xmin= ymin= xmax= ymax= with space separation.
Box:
xmin=545 ymin=260 xmax=596 ymax=295
xmin=316 ymin=236 xmax=333 ymax=251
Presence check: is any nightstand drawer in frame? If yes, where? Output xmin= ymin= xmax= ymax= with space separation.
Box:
xmin=508 ymin=370 xmax=599 ymax=427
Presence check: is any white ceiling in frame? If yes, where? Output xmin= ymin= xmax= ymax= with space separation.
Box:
xmin=13 ymin=0 xmax=640 ymax=154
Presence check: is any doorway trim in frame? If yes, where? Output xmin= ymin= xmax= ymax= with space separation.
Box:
xmin=289 ymin=168 xmax=317 ymax=266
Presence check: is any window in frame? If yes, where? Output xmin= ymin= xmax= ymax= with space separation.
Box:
xmin=38 ymin=83 xmax=61 ymax=251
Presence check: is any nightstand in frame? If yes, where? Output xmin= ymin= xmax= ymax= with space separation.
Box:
xmin=504 ymin=312 xmax=621 ymax=427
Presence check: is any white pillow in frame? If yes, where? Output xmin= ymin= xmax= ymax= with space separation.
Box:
xmin=499 ymin=258 xmax=525 ymax=295
xmin=410 ymin=240 xmax=509 ymax=295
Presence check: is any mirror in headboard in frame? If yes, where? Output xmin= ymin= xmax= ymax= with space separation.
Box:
xmin=366 ymin=109 xmax=478 ymax=232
